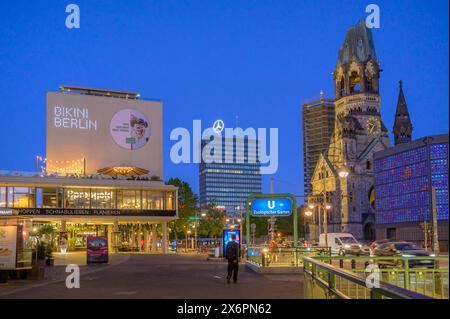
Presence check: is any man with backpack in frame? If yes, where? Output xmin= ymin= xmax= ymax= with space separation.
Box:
xmin=225 ymin=234 xmax=240 ymax=284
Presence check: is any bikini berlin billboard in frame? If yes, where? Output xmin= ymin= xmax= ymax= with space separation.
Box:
xmin=46 ymin=91 xmax=162 ymax=176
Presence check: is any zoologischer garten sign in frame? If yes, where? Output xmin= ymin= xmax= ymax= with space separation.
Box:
xmin=251 ymin=198 xmax=292 ymax=217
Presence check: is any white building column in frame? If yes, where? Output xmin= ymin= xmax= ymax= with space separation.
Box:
xmin=162 ymin=222 xmax=168 ymax=254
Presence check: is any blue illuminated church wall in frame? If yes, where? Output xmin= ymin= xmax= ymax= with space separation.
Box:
xmin=374 ymin=142 xmax=448 ymax=224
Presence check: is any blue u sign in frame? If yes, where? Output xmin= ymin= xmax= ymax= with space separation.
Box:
xmin=251 ymin=198 xmax=292 ymax=217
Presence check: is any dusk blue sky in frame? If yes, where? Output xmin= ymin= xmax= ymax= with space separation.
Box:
xmin=0 ymin=0 xmax=448 ymax=202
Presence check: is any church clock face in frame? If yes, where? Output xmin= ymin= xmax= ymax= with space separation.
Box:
xmin=366 ymin=117 xmax=379 ymax=136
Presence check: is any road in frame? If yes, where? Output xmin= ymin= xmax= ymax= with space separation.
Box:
xmin=0 ymin=254 xmax=304 ymax=299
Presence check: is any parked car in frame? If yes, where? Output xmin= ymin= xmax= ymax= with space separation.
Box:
xmin=319 ymin=233 xmax=365 ymax=256
xmin=373 ymin=241 xmax=436 ymax=268
xmin=368 ymin=239 xmax=390 ymax=256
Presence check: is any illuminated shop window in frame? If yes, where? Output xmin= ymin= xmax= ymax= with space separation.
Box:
xmin=91 ymin=189 xmax=115 ymax=209
xmin=142 ymin=191 xmax=162 ymax=210
xmin=165 ymin=192 xmax=175 ymax=210
xmin=10 ymin=187 xmax=35 ymax=208
xmin=36 ymin=187 xmax=62 ymax=208
xmin=0 ymin=186 xmax=6 ymax=207
xmin=118 ymin=190 xmax=141 ymax=209
xmin=65 ymin=188 xmax=90 ymax=208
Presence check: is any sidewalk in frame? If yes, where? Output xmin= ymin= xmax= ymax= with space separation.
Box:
xmin=0 ymin=253 xmax=130 ymax=297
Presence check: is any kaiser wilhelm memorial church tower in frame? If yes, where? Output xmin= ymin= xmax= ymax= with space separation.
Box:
xmin=310 ymin=20 xmax=390 ymax=240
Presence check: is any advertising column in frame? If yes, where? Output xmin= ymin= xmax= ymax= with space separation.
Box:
xmin=0 ymin=224 xmax=17 ymax=270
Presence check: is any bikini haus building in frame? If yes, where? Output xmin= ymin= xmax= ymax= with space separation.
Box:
xmin=0 ymin=86 xmax=178 ymax=257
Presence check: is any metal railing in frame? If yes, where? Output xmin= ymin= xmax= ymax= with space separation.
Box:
xmin=303 ymin=257 xmax=433 ymax=299
xmin=246 ymin=246 xmax=331 ymax=267
xmin=312 ymin=255 xmax=449 ymax=299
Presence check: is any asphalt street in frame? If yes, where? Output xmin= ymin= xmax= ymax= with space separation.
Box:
xmin=0 ymin=254 xmax=304 ymax=299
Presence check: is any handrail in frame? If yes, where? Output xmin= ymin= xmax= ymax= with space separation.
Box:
xmin=303 ymin=257 xmax=433 ymax=299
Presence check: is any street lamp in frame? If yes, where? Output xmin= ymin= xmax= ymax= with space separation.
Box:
xmin=187 ymin=230 xmax=192 ymax=250
xmin=304 ymin=210 xmax=313 ymax=243
xmin=338 ymin=166 xmax=349 ymax=178
xmin=308 ymin=202 xmax=332 ymax=248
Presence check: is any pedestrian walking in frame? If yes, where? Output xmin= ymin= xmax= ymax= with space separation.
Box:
xmin=225 ymin=234 xmax=240 ymax=284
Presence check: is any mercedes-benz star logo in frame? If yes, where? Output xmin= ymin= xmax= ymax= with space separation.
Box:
xmin=212 ymin=120 xmax=224 ymax=134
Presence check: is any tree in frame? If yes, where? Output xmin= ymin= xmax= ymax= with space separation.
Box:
xmin=166 ymin=178 xmax=198 ymax=242
xmin=198 ymin=200 xmax=226 ymax=239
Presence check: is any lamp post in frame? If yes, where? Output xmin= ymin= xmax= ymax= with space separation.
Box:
xmin=304 ymin=210 xmax=313 ymax=241
xmin=187 ymin=230 xmax=192 ymax=250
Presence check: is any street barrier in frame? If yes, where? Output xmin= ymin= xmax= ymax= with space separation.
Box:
xmin=303 ymin=257 xmax=433 ymax=299
xmin=311 ymin=255 xmax=449 ymax=299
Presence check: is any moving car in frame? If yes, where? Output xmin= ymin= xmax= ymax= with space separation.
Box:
xmin=368 ymin=239 xmax=390 ymax=256
xmin=373 ymin=241 xmax=436 ymax=268
xmin=319 ymin=233 xmax=365 ymax=256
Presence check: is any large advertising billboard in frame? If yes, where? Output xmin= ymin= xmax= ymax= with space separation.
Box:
xmin=46 ymin=91 xmax=162 ymax=177
xmin=0 ymin=225 xmax=17 ymax=270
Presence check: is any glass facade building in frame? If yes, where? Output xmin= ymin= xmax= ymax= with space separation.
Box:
xmin=199 ymin=137 xmax=262 ymax=215
xmin=374 ymin=134 xmax=449 ymax=249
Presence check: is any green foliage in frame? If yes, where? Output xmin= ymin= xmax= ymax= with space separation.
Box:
xmin=198 ymin=200 xmax=226 ymax=239
xmin=36 ymin=241 xmax=47 ymax=260
xmin=38 ymin=224 xmax=55 ymax=237
xmin=166 ymin=178 xmax=198 ymax=239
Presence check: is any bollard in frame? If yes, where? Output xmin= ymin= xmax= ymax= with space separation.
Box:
xmin=339 ymin=259 xmax=344 ymax=268
xmin=351 ymin=259 xmax=356 ymax=269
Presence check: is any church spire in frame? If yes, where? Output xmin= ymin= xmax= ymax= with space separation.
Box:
xmin=393 ymin=80 xmax=413 ymax=145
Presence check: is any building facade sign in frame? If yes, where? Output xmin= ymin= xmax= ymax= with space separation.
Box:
xmin=13 ymin=208 xmax=176 ymax=217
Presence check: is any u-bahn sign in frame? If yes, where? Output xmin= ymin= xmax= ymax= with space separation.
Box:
xmin=251 ymin=198 xmax=292 ymax=217
xmin=246 ymin=193 xmax=298 ymax=247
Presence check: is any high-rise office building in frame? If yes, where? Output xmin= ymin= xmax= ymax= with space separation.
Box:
xmin=199 ymin=137 xmax=261 ymax=216
xmin=302 ymin=92 xmax=335 ymax=195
